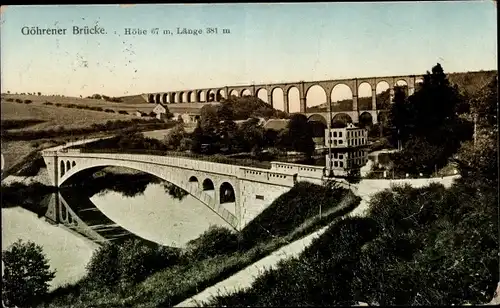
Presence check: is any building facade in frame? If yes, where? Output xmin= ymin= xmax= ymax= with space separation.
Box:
xmin=325 ymin=123 xmax=369 ymax=176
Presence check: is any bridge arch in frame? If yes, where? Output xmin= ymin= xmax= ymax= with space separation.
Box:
xmin=331 ymin=84 xmax=353 ymax=112
xmin=220 ymin=182 xmax=236 ymax=204
xmin=271 ymin=87 xmax=285 ymax=111
xmin=229 ymin=89 xmax=239 ymax=97
xmin=155 ymin=94 xmax=161 ymax=104
xmin=202 ymin=178 xmax=215 ymax=191
xmin=305 ymin=85 xmax=326 ymax=112
xmin=359 ymin=112 xmax=373 ymax=128
xmin=332 ymin=113 xmax=353 ymax=128
xmin=216 ymin=89 xmax=225 ymax=101
xmin=241 ymin=88 xmax=251 ymax=97
xmin=179 ymin=92 xmax=184 ymax=103
xmin=287 ymin=86 xmax=300 ymax=113
xmin=375 ymin=81 xmax=390 ymax=109
xmin=256 ymin=88 xmax=268 ymax=103
xmin=162 ymin=93 xmax=168 ymax=104
xmin=358 ymin=82 xmax=373 ymax=110
xmin=66 ymin=161 xmax=71 ymax=171
xmin=148 ymin=94 xmax=155 ymax=104
xmin=56 ymin=159 xmax=238 ymax=229
xmin=72 ymin=161 xmax=76 ymax=167
xmin=60 ymin=161 xmax=65 ymax=177
xmin=207 ymin=90 xmax=216 ymax=102
xmin=307 ymin=114 xmax=327 ymax=126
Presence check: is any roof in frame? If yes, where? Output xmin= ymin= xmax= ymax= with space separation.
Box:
xmin=263 ymin=119 xmax=290 ymax=131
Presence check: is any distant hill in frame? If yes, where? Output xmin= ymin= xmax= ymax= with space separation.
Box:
xmin=116 ymin=94 xmax=150 ymax=105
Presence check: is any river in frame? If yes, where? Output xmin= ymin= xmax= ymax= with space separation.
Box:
xmin=1 ymin=168 xmax=230 ymax=290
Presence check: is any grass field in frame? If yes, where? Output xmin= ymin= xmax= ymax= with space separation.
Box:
xmin=0 ymin=94 xmax=159 ymax=177
xmin=0 ymin=95 xmax=155 ymax=131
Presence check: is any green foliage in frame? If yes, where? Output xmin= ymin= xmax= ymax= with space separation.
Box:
xmin=184 ymin=226 xmax=240 ymax=261
xmin=86 ymin=239 xmax=181 ymax=289
xmin=285 ymin=114 xmax=315 ymax=157
xmin=85 ymin=243 xmax=121 ymax=288
xmin=2 ymin=239 xmax=56 ymax=307
xmin=163 ymin=124 xmax=187 ymax=150
xmin=222 ymin=96 xmax=286 ymax=120
xmin=388 ymin=64 xmax=474 ymax=175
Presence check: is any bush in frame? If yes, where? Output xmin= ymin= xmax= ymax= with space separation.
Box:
xmin=104 ymin=109 xmax=115 ymax=113
xmin=43 ymin=101 xmax=53 ymax=105
xmin=85 ymin=243 xmax=121 ymax=288
xmin=118 ymin=240 xmax=161 ymax=285
xmin=5 ymin=98 xmax=14 ymax=102
xmin=2 ymin=239 xmax=56 ymax=307
xmin=184 ymin=226 xmax=240 ymax=261
xmin=118 ymin=110 xmax=129 ymax=115
xmin=15 ymin=98 xmax=23 ymax=103
xmin=55 ymin=103 xmax=62 ymax=107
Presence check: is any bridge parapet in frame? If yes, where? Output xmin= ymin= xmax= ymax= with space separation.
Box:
xmin=240 ymin=166 xmax=296 ymax=187
xmin=270 ymin=161 xmax=325 ymax=179
xmin=53 ymin=152 xmax=242 ymax=177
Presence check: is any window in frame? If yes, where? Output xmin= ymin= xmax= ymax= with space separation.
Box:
xmin=334 ymin=132 xmax=337 ymax=137
xmin=334 ymin=152 xmax=338 ymax=159
xmin=339 ymin=132 xmax=342 ymax=137
xmin=334 ymin=161 xmax=338 ymax=167
xmin=339 ymin=161 xmax=344 ymax=167
xmin=256 ymin=195 xmax=265 ymax=200
xmin=339 ymin=154 xmax=343 ymax=159
xmin=339 ymin=140 xmax=343 ymax=144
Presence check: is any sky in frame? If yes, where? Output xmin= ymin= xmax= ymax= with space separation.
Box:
xmin=0 ymin=2 xmax=497 ymax=112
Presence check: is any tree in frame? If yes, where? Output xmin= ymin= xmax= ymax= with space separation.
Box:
xmin=85 ymin=243 xmax=120 ymax=288
xmin=164 ymin=124 xmax=186 ymax=150
xmin=2 ymin=240 xmax=56 ymax=307
xmin=388 ymin=63 xmax=473 ymax=174
xmin=287 ymin=114 xmax=315 ymax=157
xmin=238 ymin=118 xmax=265 ymax=153
xmin=199 ymin=105 xmax=219 ymax=137
xmin=470 ymin=76 xmax=498 ymax=128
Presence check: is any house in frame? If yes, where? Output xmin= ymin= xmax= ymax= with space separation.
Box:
xmin=135 ymin=110 xmax=147 ymax=117
xmin=153 ymin=102 xmax=221 ymax=123
xmin=324 ymin=123 xmax=369 ymax=177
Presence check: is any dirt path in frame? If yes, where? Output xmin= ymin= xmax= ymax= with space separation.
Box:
xmin=174 ymin=224 xmax=330 ymax=307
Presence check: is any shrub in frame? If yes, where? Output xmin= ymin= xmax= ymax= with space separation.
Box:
xmin=118 ymin=110 xmax=129 ymax=115
xmin=104 ymin=109 xmax=115 ymax=113
xmin=85 ymin=243 xmax=121 ymax=288
xmin=6 ymin=98 xmax=14 ymax=102
xmin=43 ymin=101 xmax=53 ymax=105
xmin=2 ymin=239 xmax=56 ymax=307
xmin=55 ymin=103 xmax=62 ymax=107
xmin=184 ymin=226 xmax=240 ymax=261
xmin=15 ymin=98 xmax=23 ymax=103
xmin=118 ymin=240 xmax=160 ymax=285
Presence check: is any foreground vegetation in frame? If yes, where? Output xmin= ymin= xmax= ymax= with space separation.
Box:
xmin=12 ymin=181 xmax=358 ymax=308
xmin=199 ymin=65 xmax=499 ymax=306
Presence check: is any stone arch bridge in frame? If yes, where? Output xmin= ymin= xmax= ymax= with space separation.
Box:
xmin=42 ymin=149 xmax=328 ymax=231
xmin=142 ymin=73 xmax=424 ymax=114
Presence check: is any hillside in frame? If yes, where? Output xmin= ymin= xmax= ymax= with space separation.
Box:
xmin=221 ymin=95 xmax=289 ymax=120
